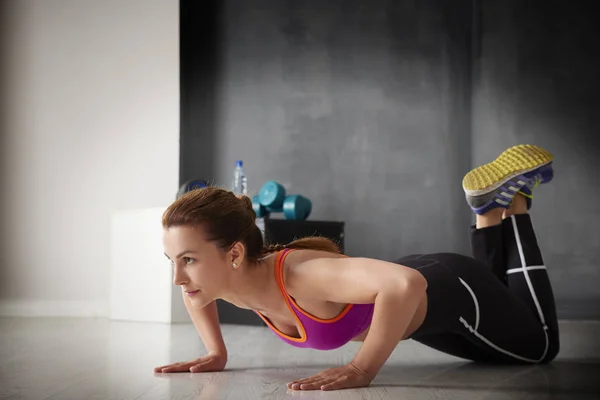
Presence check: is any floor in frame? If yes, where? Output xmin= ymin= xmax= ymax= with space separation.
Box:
xmin=0 ymin=318 xmax=598 ymax=400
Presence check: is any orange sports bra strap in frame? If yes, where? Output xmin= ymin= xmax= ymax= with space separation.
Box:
xmin=274 ymin=249 xmax=295 ymax=297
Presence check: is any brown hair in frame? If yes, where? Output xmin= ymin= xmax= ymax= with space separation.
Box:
xmin=162 ymin=187 xmax=341 ymax=264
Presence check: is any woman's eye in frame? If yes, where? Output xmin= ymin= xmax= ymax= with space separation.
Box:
xmin=183 ymin=257 xmax=195 ymax=264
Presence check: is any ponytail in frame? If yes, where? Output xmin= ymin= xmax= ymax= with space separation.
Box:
xmin=261 ymin=236 xmax=341 ymax=255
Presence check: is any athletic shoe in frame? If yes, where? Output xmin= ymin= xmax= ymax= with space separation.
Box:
xmin=517 ymin=162 xmax=554 ymax=209
xmin=462 ymin=144 xmax=553 ymax=215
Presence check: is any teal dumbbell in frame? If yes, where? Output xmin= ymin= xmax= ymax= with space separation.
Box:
xmin=279 ymin=194 xmax=312 ymax=220
xmin=252 ymin=195 xmax=270 ymax=218
xmin=257 ymin=181 xmax=312 ymax=220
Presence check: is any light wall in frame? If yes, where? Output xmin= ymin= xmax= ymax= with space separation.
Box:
xmin=0 ymin=0 xmax=179 ymax=317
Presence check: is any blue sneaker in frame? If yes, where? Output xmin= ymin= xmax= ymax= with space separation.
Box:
xmin=462 ymin=145 xmax=554 ymax=215
xmin=518 ymin=162 xmax=554 ymax=209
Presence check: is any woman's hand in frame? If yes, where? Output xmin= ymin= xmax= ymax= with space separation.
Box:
xmin=154 ymin=352 xmax=227 ymax=373
xmin=287 ymin=362 xmax=373 ymax=391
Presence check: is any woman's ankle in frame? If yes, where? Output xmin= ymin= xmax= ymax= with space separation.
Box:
xmin=503 ymin=194 xmax=528 ymax=218
xmin=476 ymin=208 xmax=504 ymax=229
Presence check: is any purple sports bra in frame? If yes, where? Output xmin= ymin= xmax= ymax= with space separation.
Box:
xmin=253 ymin=249 xmax=375 ymax=351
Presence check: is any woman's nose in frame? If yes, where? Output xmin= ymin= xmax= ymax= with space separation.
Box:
xmin=172 ymin=264 xmax=188 ymax=286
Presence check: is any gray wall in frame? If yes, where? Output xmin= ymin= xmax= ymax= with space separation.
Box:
xmin=180 ymin=0 xmax=600 ymax=319
xmin=211 ymin=0 xmax=474 ymax=259
xmin=472 ymin=1 xmax=600 ymax=319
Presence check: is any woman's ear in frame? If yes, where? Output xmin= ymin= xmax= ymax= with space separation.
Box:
xmin=229 ymin=241 xmax=246 ymax=269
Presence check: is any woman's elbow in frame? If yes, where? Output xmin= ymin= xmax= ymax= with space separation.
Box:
xmin=402 ymin=269 xmax=428 ymax=295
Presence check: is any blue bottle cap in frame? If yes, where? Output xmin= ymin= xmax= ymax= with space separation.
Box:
xmin=236 ymin=160 xmax=243 ymax=167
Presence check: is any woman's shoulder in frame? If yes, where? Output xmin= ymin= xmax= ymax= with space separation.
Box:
xmin=283 ymin=248 xmax=349 ymax=275
xmin=281 ymin=249 xmax=349 ymax=299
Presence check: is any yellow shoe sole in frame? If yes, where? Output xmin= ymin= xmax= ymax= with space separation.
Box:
xmin=462 ymin=144 xmax=553 ymax=196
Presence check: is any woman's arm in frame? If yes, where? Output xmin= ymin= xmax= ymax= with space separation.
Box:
xmin=286 ymin=255 xmax=428 ymax=389
xmin=154 ymin=296 xmax=228 ymax=373
xmin=183 ymin=295 xmax=228 ymax=357
xmin=350 ymin=271 xmax=426 ymax=378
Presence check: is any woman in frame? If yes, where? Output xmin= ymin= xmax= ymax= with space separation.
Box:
xmin=154 ymin=144 xmax=560 ymax=391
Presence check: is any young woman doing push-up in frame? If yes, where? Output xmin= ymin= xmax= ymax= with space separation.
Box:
xmin=155 ymin=144 xmax=559 ymax=391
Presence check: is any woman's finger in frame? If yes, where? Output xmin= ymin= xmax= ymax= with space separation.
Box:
xmin=154 ymin=365 xmax=177 ymax=373
xmin=287 ymin=375 xmax=315 ymax=386
xmin=159 ymin=362 xmax=195 ymax=373
xmin=287 ymin=373 xmax=325 ymax=388
xmin=290 ymin=375 xmax=333 ymax=391
xmin=297 ymin=377 xmax=331 ymax=391
xmin=154 ymin=362 xmax=184 ymax=372
xmin=320 ymin=376 xmax=349 ymax=391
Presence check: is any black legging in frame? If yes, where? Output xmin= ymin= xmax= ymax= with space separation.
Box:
xmin=397 ymin=214 xmax=560 ymax=363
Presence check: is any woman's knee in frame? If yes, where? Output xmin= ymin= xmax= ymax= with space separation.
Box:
xmin=542 ymin=332 xmax=560 ymax=363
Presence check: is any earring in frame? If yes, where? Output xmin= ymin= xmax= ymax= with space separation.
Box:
xmin=232 ymin=262 xmax=237 ymax=269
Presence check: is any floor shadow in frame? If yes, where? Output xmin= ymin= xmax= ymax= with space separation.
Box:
xmin=372 ymin=360 xmax=600 ymax=397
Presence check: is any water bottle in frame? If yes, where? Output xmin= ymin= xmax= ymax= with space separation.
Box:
xmin=231 ymin=160 xmax=247 ymax=195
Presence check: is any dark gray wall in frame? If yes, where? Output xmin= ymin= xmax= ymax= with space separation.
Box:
xmin=472 ymin=1 xmax=600 ymax=319
xmin=211 ymin=0 xmax=474 ymax=259
xmin=179 ymin=0 xmax=222 ymax=186
xmin=0 ymin=0 xmax=10 ymax=290
xmin=180 ymin=0 xmax=600 ymax=319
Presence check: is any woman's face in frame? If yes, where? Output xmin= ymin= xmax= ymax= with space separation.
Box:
xmin=163 ymin=225 xmax=231 ymax=309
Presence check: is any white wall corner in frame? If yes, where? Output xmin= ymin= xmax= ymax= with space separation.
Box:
xmin=109 ymin=207 xmax=189 ymax=324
